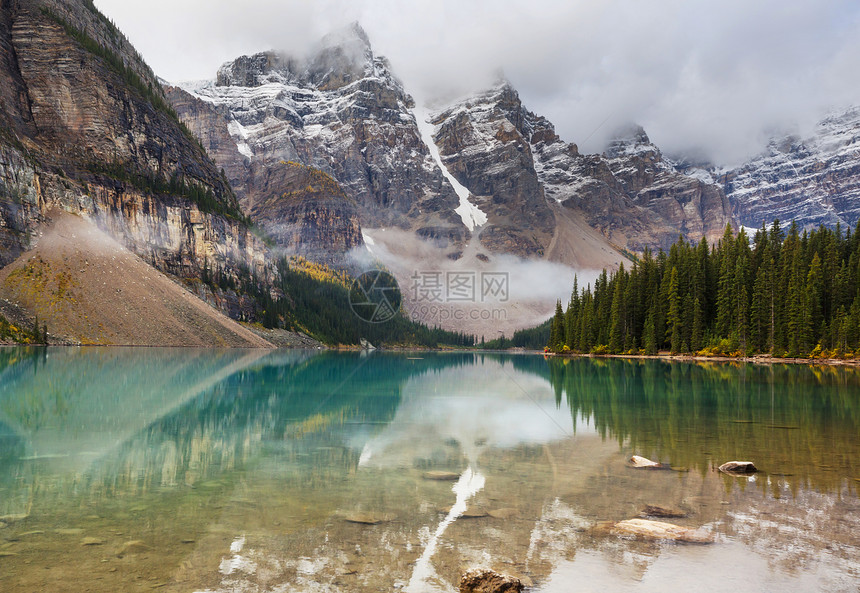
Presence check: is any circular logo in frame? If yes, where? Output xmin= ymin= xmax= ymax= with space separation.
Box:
xmin=349 ymin=270 xmax=402 ymax=323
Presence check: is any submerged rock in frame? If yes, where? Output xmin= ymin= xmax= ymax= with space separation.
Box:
xmin=423 ymin=471 xmax=461 ymax=481
xmin=487 ymin=508 xmax=519 ymax=520
xmin=639 ymin=505 xmax=688 ymax=518
xmin=117 ymin=540 xmax=150 ymax=556
xmin=439 ymin=506 xmax=488 ymax=518
xmin=342 ymin=512 xmax=393 ymax=525
xmin=0 ymin=513 xmax=30 ymax=525
xmin=718 ymin=461 xmax=758 ymax=475
xmin=602 ymin=518 xmax=713 ymax=544
xmin=628 ymin=455 xmax=670 ymax=469
xmin=460 ymin=568 xmax=524 ymax=593
xmin=80 ymin=537 xmax=105 ymax=546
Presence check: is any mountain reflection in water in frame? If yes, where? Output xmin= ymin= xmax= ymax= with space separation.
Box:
xmin=0 ymin=348 xmax=857 ymax=593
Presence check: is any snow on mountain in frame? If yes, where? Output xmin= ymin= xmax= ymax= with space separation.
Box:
xmin=170 ymin=25 xmax=733 ymax=262
xmin=530 ymin=121 xmax=734 ymax=251
xmin=429 ymin=83 xmax=557 ymax=257
xmin=176 ymin=24 xmax=465 ymax=246
xmin=411 ymin=106 xmax=487 ymax=231
xmin=724 ymin=106 xmax=860 ymax=230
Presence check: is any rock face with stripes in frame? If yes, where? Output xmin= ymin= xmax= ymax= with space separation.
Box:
xmin=0 ymin=0 xmax=268 ymax=282
xmin=721 ymin=106 xmax=860 ymax=231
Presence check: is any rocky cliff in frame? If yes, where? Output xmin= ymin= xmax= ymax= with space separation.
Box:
xmin=247 ymin=161 xmax=363 ymax=262
xmin=531 ymin=121 xmax=733 ymax=251
xmin=430 ymin=84 xmax=556 ymax=257
xmin=0 ymin=0 xmax=269 ymax=287
xmin=428 ymin=83 xmax=733 ymax=253
xmin=164 ymin=83 xmax=363 ymax=262
xmin=722 ymin=106 xmax=860 ymax=230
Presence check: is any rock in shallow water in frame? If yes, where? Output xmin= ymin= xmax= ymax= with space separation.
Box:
xmin=628 ymin=455 xmax=670 ymax=469
xmin=718 ymin=461 xmax=758 ymax=475
xmin=639 ymin=505 xmax=688 ymax=518
xmin=423 ymin=471 xmax=461 ymax=481
xmin=342 ymin=512 xmax=394 ymax=525
xmin=603 ymin=518 xmax=713 ymax=544
xmin=487 ymin=508 xmax=519 ymax=520
xmin=459 ymin=568 xmax=524 ymax=593
xmin=117 ymin=540 xmax=150 ymax=556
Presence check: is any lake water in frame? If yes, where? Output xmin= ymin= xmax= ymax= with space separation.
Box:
xmin=0 ymin=348 xmax=858 ymax=592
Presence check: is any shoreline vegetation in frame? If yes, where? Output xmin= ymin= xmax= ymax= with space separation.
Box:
xmin=543 ymin=349 xmax=860 ymax=367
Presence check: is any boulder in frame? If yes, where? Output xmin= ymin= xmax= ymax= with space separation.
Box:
xmin=116 ymin=540 xmax=150 ymax=557
xmin=608 ymin=518 xmax=713 ymax=544
xmin=609 ymin=519 xmax=714 ymax=544
xmin=718 ymin=461 xmax=757 ymax=475
xmin=628 ymin=455 xmax=669 ymax=469
xmin=0 ymin=512 xmax=30 ymax=525
xmin=460 ymin=568 xmax=524 ymax=593
xmin=487 ymin=508 xmax=519 ymax=520
xmin=440 ymin=505 xmax=488 ymax=518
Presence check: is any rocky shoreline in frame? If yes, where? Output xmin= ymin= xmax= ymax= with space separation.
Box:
xmin=544 ymin=350 xmax=860 ymax=367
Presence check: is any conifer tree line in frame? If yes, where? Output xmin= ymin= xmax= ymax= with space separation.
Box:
xmin=548 ymin=221 xmax=860 ymax=358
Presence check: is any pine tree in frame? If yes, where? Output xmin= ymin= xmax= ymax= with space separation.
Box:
xmin=643 ymin=307 xmax=657 ymax=355
xmin=735 ymin=256 xmax=749 ymax=352
xmin=750 ymin=256 xmax=772 ymax=352
xmin=806 ymin=252 xmax=824 ymax=346
xmin=716 ymin=224 xmax=737 ymax=339
xmin=608 ymin=270 xmax=625 ymax=353
xmin=666 ymin=267 xmax=682 ymax=353
xmin=549 ymin=300 xmax=565 ymax=351
xmin=691 ymin=295 xmax=704 ymax=352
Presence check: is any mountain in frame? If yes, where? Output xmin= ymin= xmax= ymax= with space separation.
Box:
xmin=172 ymin=28 xmax=734 ymax=269
xmin=0 ymin=0 xmax=269 ymax=278
xmin=0 ymin=0 xmax=291 ymax=343
xmin=170 ymin=23 xmax=467 ymax=260
xmin=722 ymin=106 xmax=860 ymax=230
xmin=429 ymin=83 xmax=734 ymax=254
xmin=428 ymin=84 xmax=556 ymax=257
xmin=530 ymin=119 xmax=733 ymax=252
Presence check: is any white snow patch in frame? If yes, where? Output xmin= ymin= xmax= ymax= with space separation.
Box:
xmin=686 ymin=167 xmax=715 ymax=184
xmin=412 ymin=107 xmax=487 ymax=231
xmin=227 ymin=120 xmax=253 ymax=159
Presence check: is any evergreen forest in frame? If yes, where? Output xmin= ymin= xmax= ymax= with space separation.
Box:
xmin=548 ymin=222 xmax=860 ymax=358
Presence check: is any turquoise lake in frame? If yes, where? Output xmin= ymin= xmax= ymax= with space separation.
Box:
xmin=0 ymin=348 xmax=858 ymax=592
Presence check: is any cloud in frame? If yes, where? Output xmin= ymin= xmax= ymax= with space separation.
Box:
xmin=95 ymin=0 xmax=860 ymax=165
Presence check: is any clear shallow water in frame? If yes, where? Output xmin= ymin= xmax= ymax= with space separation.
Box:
xmin=0 ymin=348 xmax=857 ymax=592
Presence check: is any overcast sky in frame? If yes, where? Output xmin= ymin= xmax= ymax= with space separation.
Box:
xmin=94 ymin=0 xmax=860 ymax=166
